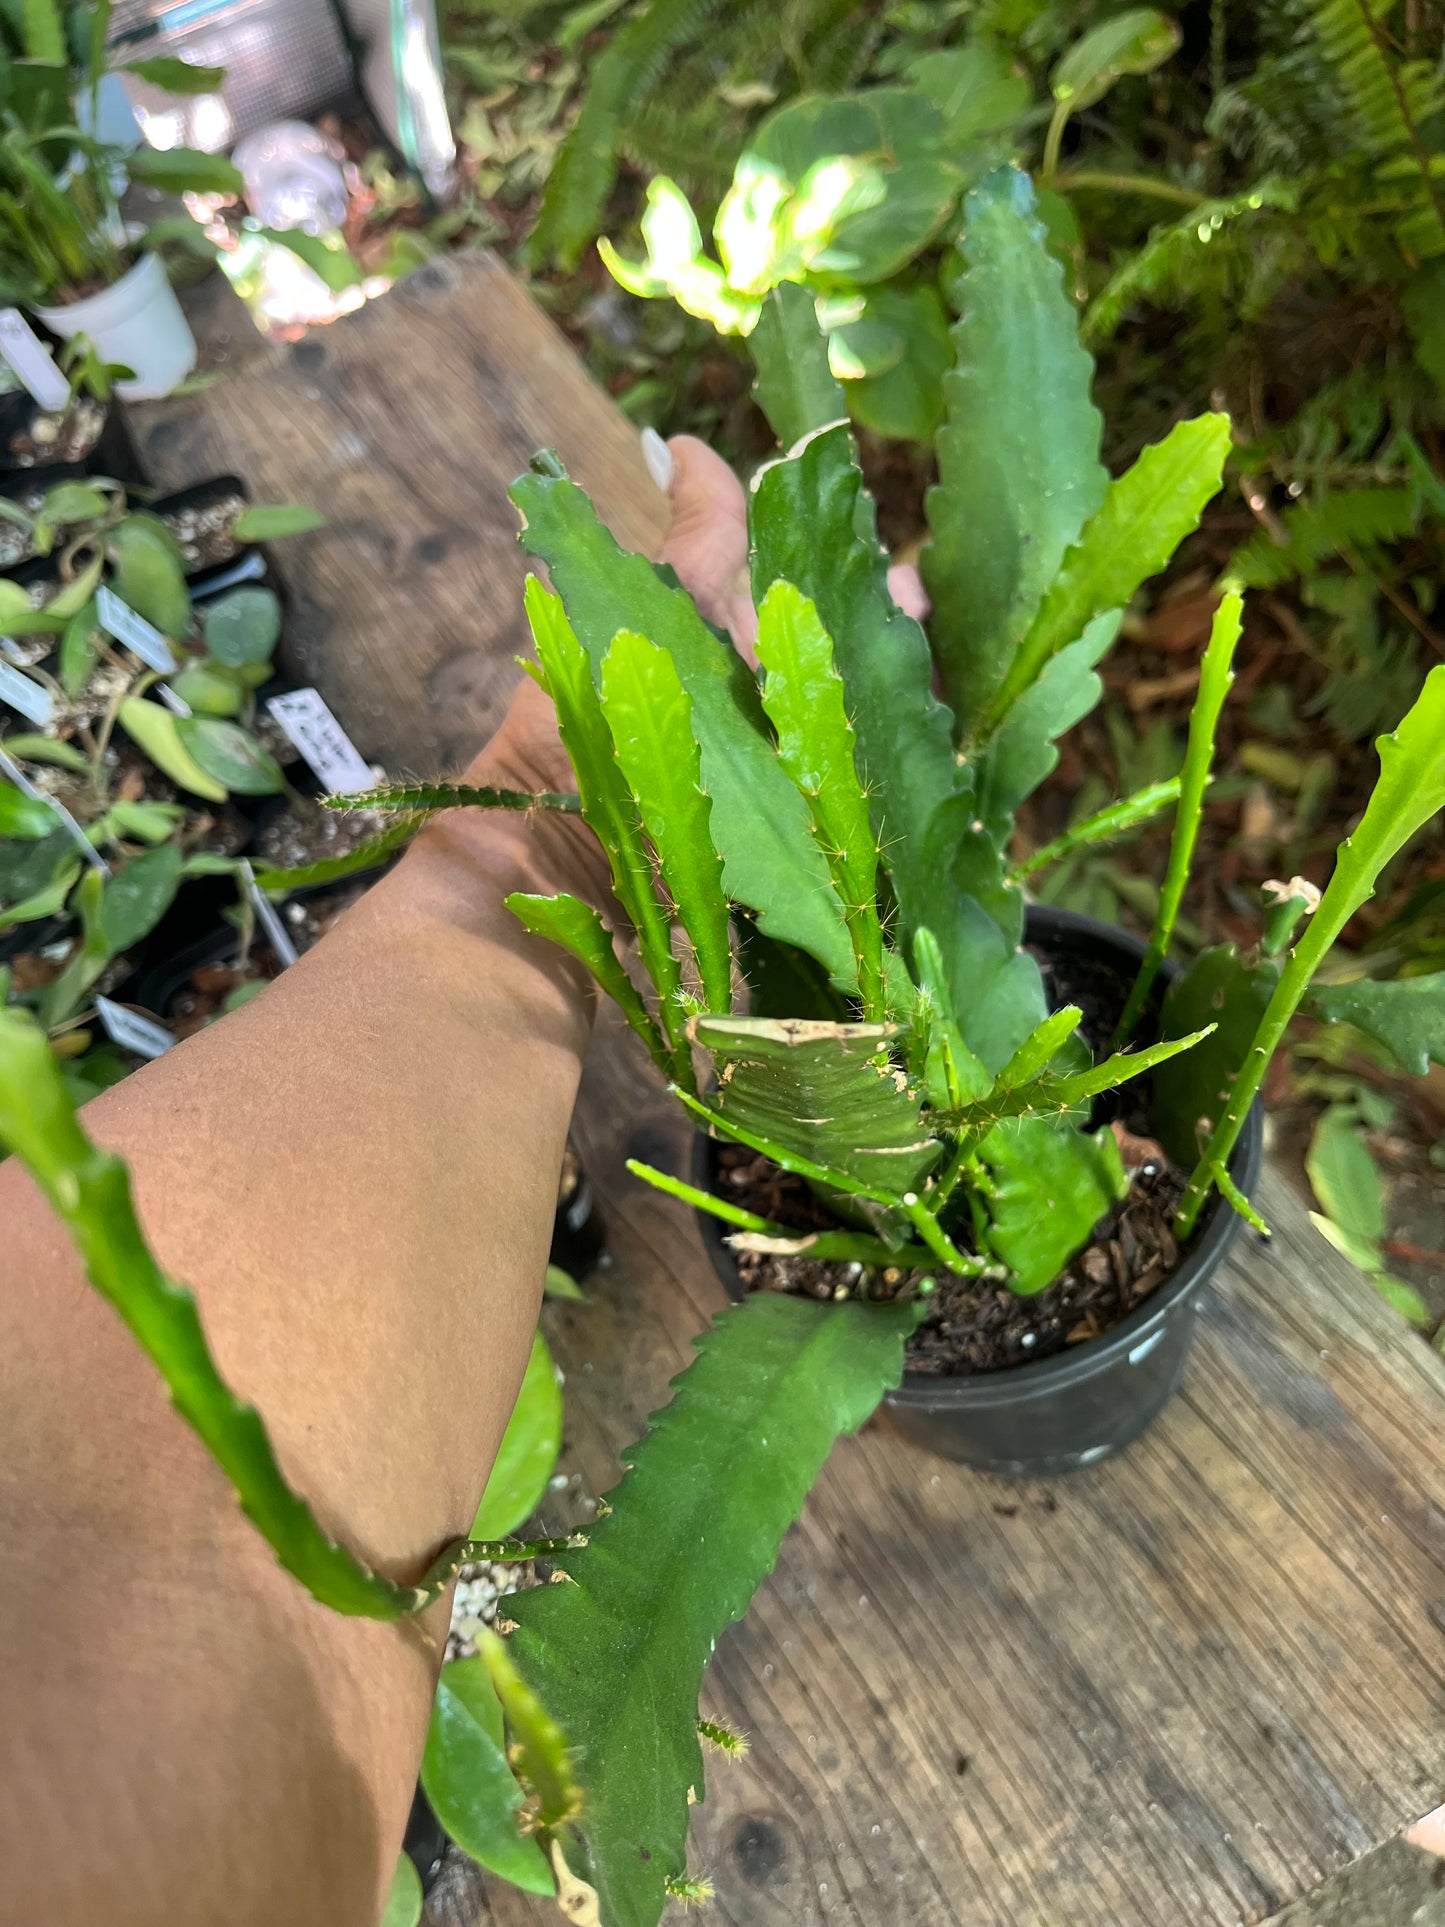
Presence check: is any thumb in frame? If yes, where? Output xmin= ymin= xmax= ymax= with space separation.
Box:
xmin=650 ymin=432 xmax=758 ymax=662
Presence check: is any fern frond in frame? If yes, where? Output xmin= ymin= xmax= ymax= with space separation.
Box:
xmin=1230 ymin=484 xmax=1422 ymax=588
xmin=620 ymin=101 xmax=742 ymax=200
xmin=1310 ymin=0 xmax=1445 ymax=252
xmin=1311 ymin=0 xmax=1445 ymax=165
xmin=529 ymin=0 xmax=731 ymax=268
xmin=1083 ymin=179 xmax=1299 ymax=345
xmin=793 ymin=0 xmax=883 ymax=92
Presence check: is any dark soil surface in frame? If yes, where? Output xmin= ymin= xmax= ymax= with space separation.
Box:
xmin=160 ymin=491 xmax=247 ymax=572
xmin=5 ymin=395 xmax=106 ymax=468
xmin=715 ymin=1138 xmax=1188 ymax=1378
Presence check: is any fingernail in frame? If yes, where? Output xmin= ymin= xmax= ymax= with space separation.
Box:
xmin=640 ymin=426 xmax=673 ymax=493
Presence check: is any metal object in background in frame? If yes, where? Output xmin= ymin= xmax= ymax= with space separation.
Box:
xmin=108 ymin=0 xmax=355 ymax=154
xmin=342 ymin=0 xmax=455 ymax=197
xmin=108 ymin=0 xmax=455 ymax=196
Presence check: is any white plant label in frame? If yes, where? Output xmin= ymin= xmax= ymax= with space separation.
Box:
xmin=156 ymin=681 xmax=192 ymax=717
xmin=0 ymin=659 xmax=54 ymax=724
xmin=0 ymin=743 xmax=109 ymax=874
xmin=96 ymin=585 xmax=177 ymax=674
xmin=266 ymin=687 xmax=373 ymax=794
xmin=0 ymin=307 xmax=70 ymax=410
xmin=240 ymin=859 xmax=299 ymax=969
xmin=95 ymin=995 xmax=175 ymax=1060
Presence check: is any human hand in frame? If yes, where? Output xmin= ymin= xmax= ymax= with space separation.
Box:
xmin=645 ymin=429 xmax=929 ymax=663
xmin=478 ymin=430 xmax=928 ymax=797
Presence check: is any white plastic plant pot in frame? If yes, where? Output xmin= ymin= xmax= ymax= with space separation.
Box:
xmin=33 ymin=251 xmax=197 ymax=401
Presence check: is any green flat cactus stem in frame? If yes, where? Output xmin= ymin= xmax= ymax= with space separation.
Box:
xmin=1177 ymin=664 xmax=1445 ymax=1236
xmin=326 ymin=782 xmax=582 ymax=814
xmin=1116 ymin=591 xmax=1242 ymax=1044
xmin=674 ymin=1086 xmax=907 ymax=1210
xmin=1210 ymin=1162 xmax=1271 ymax=1236
xmin=626 ymin=1157 xmax=937 ymax=1267
xmin=0 ymin=1006 xmax=531 ymax=1619
xmin=901 ymin=1191 xmax=983 ymax=1274
xmin=1010 ymin=777 xmax=1182 ymax=880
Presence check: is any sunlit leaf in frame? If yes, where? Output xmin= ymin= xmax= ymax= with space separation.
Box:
xmin=1051 ymin=8 xmax=1181 ymax=111
xmin=510 ymin=1292 xmax=920 ymax=1927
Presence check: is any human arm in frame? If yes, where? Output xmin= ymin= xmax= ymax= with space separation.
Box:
xmin=0 ymin=434 xmax=922 ymax=1927
xmin=0 ymin=668 xmax=607 ymax=1926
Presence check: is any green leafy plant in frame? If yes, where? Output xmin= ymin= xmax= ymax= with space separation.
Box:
xmin=0 ymin=0 xmax=243 ymax=310
xmin=0 ymin=478 xmax=354 ymax=1072
xmin=7 ymin=153 xmax=1445 ymax=1927
xmin=1305 ymin=1099 xmax=1431 ymax=1327
xmin=595 ymin=17 xmax=1179 ymax=440
xmin=370 ymin=165 xmax=1439 ymax=1915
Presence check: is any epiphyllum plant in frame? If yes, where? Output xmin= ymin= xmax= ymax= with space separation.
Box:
xmin=1 ymin=168 xmax=1444 ymax=1927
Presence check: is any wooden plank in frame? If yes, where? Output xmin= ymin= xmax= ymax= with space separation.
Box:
xmin=426 ymin=1010 xmax=1445 ymax=1927
xmin=130 ymin=256 xmax=671 ymax=775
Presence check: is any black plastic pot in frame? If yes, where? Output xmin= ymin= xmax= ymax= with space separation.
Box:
xmin=146 ymin=474 xmax=254 ymax=582
xmin=402 ymin=1784 xmax=448 ymax=1892
xmin=0 ymin=388 xmax=138 ymax=477
xmin=552 ymin=1153 xmax=606 ymax=1277
xmin=0 ymin=463 xmax=90 ymax=580
xmin=693 ymin=906 xmax=1265 ymax=1478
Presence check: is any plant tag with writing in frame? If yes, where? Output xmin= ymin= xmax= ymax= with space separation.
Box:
xmin=0 ymin=308 xmax=70 ymax=410
xmin=96 ymin=585 xmax=178 ymax=674
xmin=95 ymin=995 xmax=175 ymax=1059
xmin=266 ymin=687 xmax=373 ymax=793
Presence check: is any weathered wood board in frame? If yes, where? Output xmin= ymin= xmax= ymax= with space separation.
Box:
xmin=133 ymin=256 xmax=1445 ymax=1927
xmin=131 ymin=255 xmax=670 ymax=775
xmin=428 ymin=1015 xmax=1445 ymax=1927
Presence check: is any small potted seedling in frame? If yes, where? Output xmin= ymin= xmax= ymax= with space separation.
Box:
xmin=0 ymin=0 xmax=250 ymax=398
xmin=0 ymin=477 xmax=310 ymax=799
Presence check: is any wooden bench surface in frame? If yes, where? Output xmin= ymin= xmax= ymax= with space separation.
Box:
xmin=134 ymin=259 xmax=1445 ymax=1927
xmin=133 ymin=253 xmax=669 ymax=776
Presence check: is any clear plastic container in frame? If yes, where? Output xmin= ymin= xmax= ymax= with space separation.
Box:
xmin=231 ymin=120 xmax=348 ymax=234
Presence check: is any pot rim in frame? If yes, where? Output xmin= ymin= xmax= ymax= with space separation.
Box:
xmin=695 ymin=904 xmax=1266 ymax=1408
xmin=34 ymin=248 xmax=160 ymax=328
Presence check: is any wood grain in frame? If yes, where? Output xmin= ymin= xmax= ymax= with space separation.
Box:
xmin=131 ymin=256 xmax=671 ymax=775
xmin=131 ymin=259 xmax=1445 ymax=1927
xmin=426 ymin=1012 xmax=1445 ymax=1927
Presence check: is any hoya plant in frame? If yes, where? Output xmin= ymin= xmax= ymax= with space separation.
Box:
xmin=600 ymin=11 xmax=1181 ymax=439
xmin=2 ymin=165 xmax=1443 ymax=1926
xmin=0 ymin=481 xmax=337 ymax=1086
